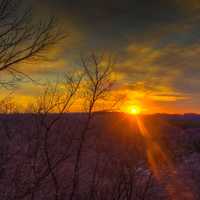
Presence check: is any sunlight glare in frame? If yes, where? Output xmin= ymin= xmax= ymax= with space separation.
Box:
xmin=128 ymin=105 xmax=141 ymax=115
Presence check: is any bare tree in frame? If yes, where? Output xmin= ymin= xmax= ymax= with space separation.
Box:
xmin=69 ymin=53 xmax=115 ymax=200
xmin=67 ymin=54 xmax=156 ymax=200
xmin=0 ymin=74 xmax=82 ymax=200
xmin=0 ymin=95 xmax=18 ymax=113
xmin=15 ymin=75 xmax=82 ymax=200
xmin=0 ymin=0 xmax=65 ymax=86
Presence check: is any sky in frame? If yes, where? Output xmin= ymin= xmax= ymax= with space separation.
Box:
xmin=2 ymin=0 xmax=200 ymax=114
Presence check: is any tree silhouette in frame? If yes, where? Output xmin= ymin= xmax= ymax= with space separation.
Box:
xmin=0 ymin=0 xmax=64 ymax=86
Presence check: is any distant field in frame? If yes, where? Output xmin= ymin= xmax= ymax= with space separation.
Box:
xmin=151 ymin=113 xmax=200 ymax=129
xmin=0 ymin=113 xmax=200 ymax=199
xmin=168 ymin=119 xmax=200 ymax=129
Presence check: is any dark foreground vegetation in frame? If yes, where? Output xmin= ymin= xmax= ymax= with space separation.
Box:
xmin=0 ymin=113 xmax=200 ymax=200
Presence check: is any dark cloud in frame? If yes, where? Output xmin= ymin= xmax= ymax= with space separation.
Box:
xmin=31 ymin=0 xmax=188 ymax=48
xmin=28 ymin=0 xmax=200 ymax=54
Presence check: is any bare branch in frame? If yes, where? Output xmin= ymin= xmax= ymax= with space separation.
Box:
xmin=0 ymin=0 xmax=66 ymax=86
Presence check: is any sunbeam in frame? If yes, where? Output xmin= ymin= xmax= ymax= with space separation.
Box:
xmin=135 ymin=115 xmax=195 ymax=200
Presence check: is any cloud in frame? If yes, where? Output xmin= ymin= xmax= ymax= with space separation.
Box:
xmin=112 ymin=40 xmax=200 ymax=112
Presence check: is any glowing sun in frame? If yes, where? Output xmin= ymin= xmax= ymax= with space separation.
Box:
xmin=127 ymin=105 xmax=141 ymax=115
